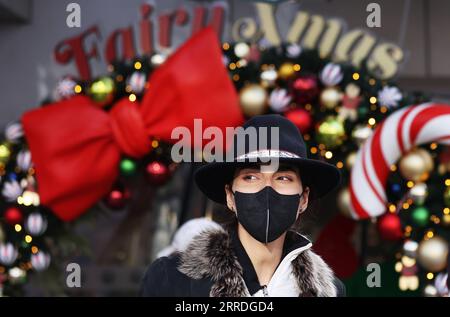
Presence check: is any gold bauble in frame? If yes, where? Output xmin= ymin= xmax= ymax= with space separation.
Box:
xmin=416 ymin=148 xmax=434 ymax=172
xmin=239 ymin=84 xmax=268 ymax=117
xmin=346 ymin=151 xmax=357 ymax=170
xmin=337 ymin=187 xmax=353 ymax=218
xmin=399 ymin=149 xmax=430 ymax=182
xmin=320 ymin=87 xmax=342 ymax=109
xmin=438 ymin=163 xmax=449 ymax=175
xmin=316 ymin=116 xmax=346 ymax=149
xmin=89 ymin=76 xmax=116 ymax=106
xmin=278 ymin=62 xmax=296 ymax=80
xmin=442 ymin=214 xmax=450 ymax=227
xmin=417 ymin=236 xmax=449 ymax=272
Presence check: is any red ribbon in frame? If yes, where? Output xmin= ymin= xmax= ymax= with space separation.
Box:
xmin=22 ymin=28 xmax=244 ymax=221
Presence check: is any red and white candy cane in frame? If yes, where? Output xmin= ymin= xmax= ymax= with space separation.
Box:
xmin=349 ymin=103 xmax=450 ymax=219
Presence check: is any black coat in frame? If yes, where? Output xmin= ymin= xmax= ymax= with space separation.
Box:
xmin=140 ymin=227 xmax=346 ymax=297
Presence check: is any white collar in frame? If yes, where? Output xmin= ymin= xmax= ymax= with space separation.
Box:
xmin=250 ymin=241 xmax=313 ymax=297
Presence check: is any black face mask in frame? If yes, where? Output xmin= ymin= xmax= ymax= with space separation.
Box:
xmin=233 ymin=186 xmax=302 ymax=244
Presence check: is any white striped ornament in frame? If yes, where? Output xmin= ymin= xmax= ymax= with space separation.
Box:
xmin=31 ymin=251 xmax=51 ymax=271
xmin=349 ymin=103 xmax=450 ymax=219
xmin=127 ymin=72 xmax=147 ymax=94
xmin=25 ymin=212 xmax=48 ymax=236
xmin=17 ymin=149 xmax=32 ymax=171
xmin=0 ymin=243 xmax=18 ymax=266
xmin=269 ymin=88 xmax=291 ymax=112
xmin=4 ymin=122 xmax=23 ymax=143
xmin=1 ymin=180 xmax=22 ymax=202
xmin=320 ymin=63 xmax=343 ymax=87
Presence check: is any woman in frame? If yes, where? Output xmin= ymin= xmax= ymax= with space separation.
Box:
xmin=140 ymin=114 xmax=345 ymax=297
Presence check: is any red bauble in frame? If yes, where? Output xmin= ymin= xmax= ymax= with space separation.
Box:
xmin=4 ymin=207 xmax=23 ymax=225
xmin=291 ymin=75 xmax=319 ymax=105
xmin=105 ymin=187 xmax=130 ymax=210
xmin=146 ymin=161 xmax=170 ymax=185
xmin=284 ymin=108 xmax=313 ymax=134
xmin=377 ymin=213 xmax=403 ymax=241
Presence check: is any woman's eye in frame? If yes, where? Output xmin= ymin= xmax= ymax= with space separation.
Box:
xmin=242 ymin=174 xmax=258 ymax=181
xmin=277 ymin=175 xmax=292 ymax=181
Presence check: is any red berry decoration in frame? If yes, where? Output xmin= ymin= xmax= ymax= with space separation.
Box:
xmin=291 ymin=75 xmax=319 ymax=105
xmin=146 ymin=161 xmax=170 ymax=185
xmin=105 ymin=187 xmax=130 ymax=210
xmin=4 ymin=207 xmax=23 ymax=225
xmin=377 ymin=213 xmax=403 ymax=241
xmin=284 ymin=108 xmax=313 ymax=134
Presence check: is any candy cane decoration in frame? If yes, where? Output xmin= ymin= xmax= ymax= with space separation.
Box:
xmin=349 ymin=103 xmax=450 ymax=219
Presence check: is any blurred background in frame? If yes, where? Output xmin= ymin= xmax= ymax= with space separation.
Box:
xmin=0 ymin=0 xmax=449 ymax=297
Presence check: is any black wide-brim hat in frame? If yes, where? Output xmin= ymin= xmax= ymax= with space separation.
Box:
xmin=194 ymin=114 xmax=342 ymax=204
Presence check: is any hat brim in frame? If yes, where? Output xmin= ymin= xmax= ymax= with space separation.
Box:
xmin=194 ymin=157 xmax=342 ymax=204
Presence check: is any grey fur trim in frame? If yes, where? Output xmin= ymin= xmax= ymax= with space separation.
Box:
xmin=292 ymin=249 xmax=337 ymax=297
xmin=178 ymin=228 xmax=249 ymax=297
xmin=178 ymin=228 xmax=337 ymax=297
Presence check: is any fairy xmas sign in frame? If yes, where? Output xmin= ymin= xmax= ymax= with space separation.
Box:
xmin=54 ymin=2 xmax=405 ymax=81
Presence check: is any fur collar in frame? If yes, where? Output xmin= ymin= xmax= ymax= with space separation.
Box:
xmin=178 ymin=227 xmax=337 ymax=297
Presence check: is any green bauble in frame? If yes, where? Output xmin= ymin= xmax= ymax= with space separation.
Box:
xmin=89 ymin=76 xmax=115 ymax=106
xmin=0 ymin=142 xmax=12 ymax=164
xmin=120 ymin=158 xmax=137 ymax=176
xmin=357 ymin=106 xmax=369 ymax=118
xmin=411 ymin=206 xmax=429 ymax=227
xmin=316 ymin=116 xmax=346 ymax=148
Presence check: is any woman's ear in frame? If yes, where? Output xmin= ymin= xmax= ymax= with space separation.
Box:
xmin=298 ymin=186 xmax=310 ymax=214
xmin=225 ymin=184 xmax=236 ymax=213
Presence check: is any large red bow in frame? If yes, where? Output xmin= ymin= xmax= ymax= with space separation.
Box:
xmin=22 ymin=28 xmax=244 ymax=221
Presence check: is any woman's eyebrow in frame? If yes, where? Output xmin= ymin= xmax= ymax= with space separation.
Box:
xmin=275 ymin=166 xmax=298 ymax=173
xmin=238 ymin=168 xmax=261 ymax=174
